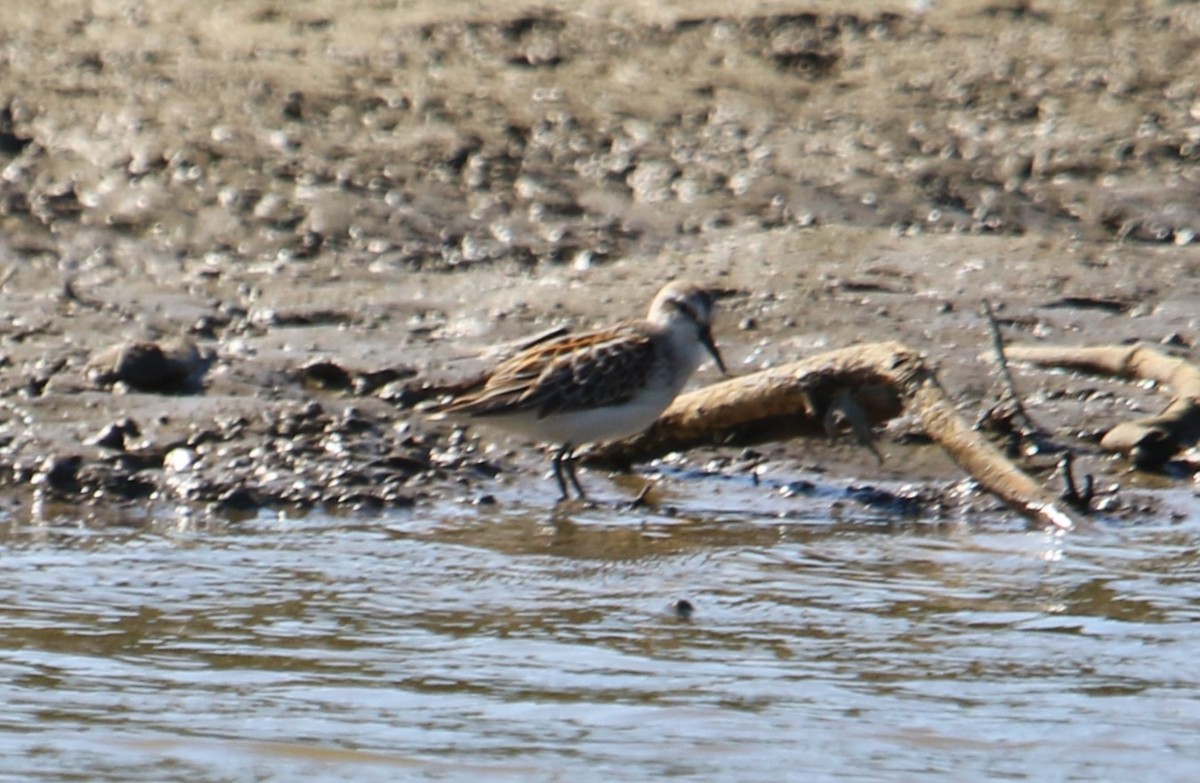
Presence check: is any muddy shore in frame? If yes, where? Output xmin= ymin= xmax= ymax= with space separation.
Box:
xmin=2 ymin=1 xmax=1199 ymax=521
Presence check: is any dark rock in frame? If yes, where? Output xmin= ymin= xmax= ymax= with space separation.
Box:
xmin=353 ymin=366 xmax=417 ymax=396
xmin=218 ymin=486 xmax=260 ymax=512
xmin=671 ymin=599 xmax=695 ymax=620
xmin=299 ymin=360 xmax=353 ymax=391
xmin=87 ymin=340 xmax=211 ymax=393
xmin=88 ymin=423 xmax=128 ymax=451
xmin=37 ymin=454 xmax=83 ymax=491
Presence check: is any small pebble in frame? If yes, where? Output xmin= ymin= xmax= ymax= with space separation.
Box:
xmin=1161 ymin=332 xmax=1190 ymax=348
xmin=164 ymin=447 xmax=198 ymax=473
xmin=89 ymin=423 xmax=127 ymax=451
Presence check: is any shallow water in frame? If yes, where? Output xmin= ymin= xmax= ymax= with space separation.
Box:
xmin=3 ymin=478 xmax=1200 ymax=783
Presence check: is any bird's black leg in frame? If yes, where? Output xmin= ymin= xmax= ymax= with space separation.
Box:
xmin=551 ymin=444 xmax=572 ymax=501
xmin=551 ymin=444 xmax=588 ymax=501
xmin=563 ymin=447 xmax=588 ymax=500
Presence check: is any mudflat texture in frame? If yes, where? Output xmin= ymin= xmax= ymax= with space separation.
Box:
xmin=1 ymin=0 xmax=1198 ymax=515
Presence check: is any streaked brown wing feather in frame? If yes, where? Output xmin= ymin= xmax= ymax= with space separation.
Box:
xmin=440 ymin=325 xmax=656 ymax=418
xmin=528 ymin=330 xmax=656 ymax=417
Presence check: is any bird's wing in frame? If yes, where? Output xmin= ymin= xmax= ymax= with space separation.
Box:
xmin=440 ymin=325 xmax=657 ymax=418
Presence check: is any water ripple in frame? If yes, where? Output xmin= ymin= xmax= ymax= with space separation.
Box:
xmin=4 ymin=491 xmax=1200 ymax=781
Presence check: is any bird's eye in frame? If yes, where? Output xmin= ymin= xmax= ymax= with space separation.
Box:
xmin=669 ymin=298 xmax=700 ymax=323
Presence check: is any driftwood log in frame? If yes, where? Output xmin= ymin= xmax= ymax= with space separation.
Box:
xmin=591 ymin=341 xmax=1083 ymax=531
xmin=1001 ymin=343 xmax=1200 ymax=468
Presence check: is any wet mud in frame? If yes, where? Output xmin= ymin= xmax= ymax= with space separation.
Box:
xmin=2 ymin=0 xmax=1199 ymax=520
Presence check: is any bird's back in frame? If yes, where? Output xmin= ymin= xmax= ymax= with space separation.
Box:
xmin=435 ymin=323 xmax=660 ymax=420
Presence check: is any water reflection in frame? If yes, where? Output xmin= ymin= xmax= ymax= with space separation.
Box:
xmin=3 ymin=484 xmax=1200 ymax=782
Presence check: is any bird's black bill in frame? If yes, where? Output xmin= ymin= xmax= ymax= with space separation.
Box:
xmin=700 ymin=325 xmax=727 ymax=375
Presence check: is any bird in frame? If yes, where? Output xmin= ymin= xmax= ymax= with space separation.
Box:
xmin=429 ymin=280 xmax=726 ymax=501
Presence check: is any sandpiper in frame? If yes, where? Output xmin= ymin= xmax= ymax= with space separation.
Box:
xmin=430 ymin=280 xmax=726 ymax=500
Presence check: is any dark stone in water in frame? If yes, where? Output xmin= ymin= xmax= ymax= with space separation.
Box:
xmin=671 ymin=599 xmax=695 ymax=620
xmin=218 ymin=487 xmax=260 ymax=513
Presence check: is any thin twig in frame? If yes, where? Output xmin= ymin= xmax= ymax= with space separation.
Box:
xmin=981 ymin=299 xmax=1040 ymax=436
